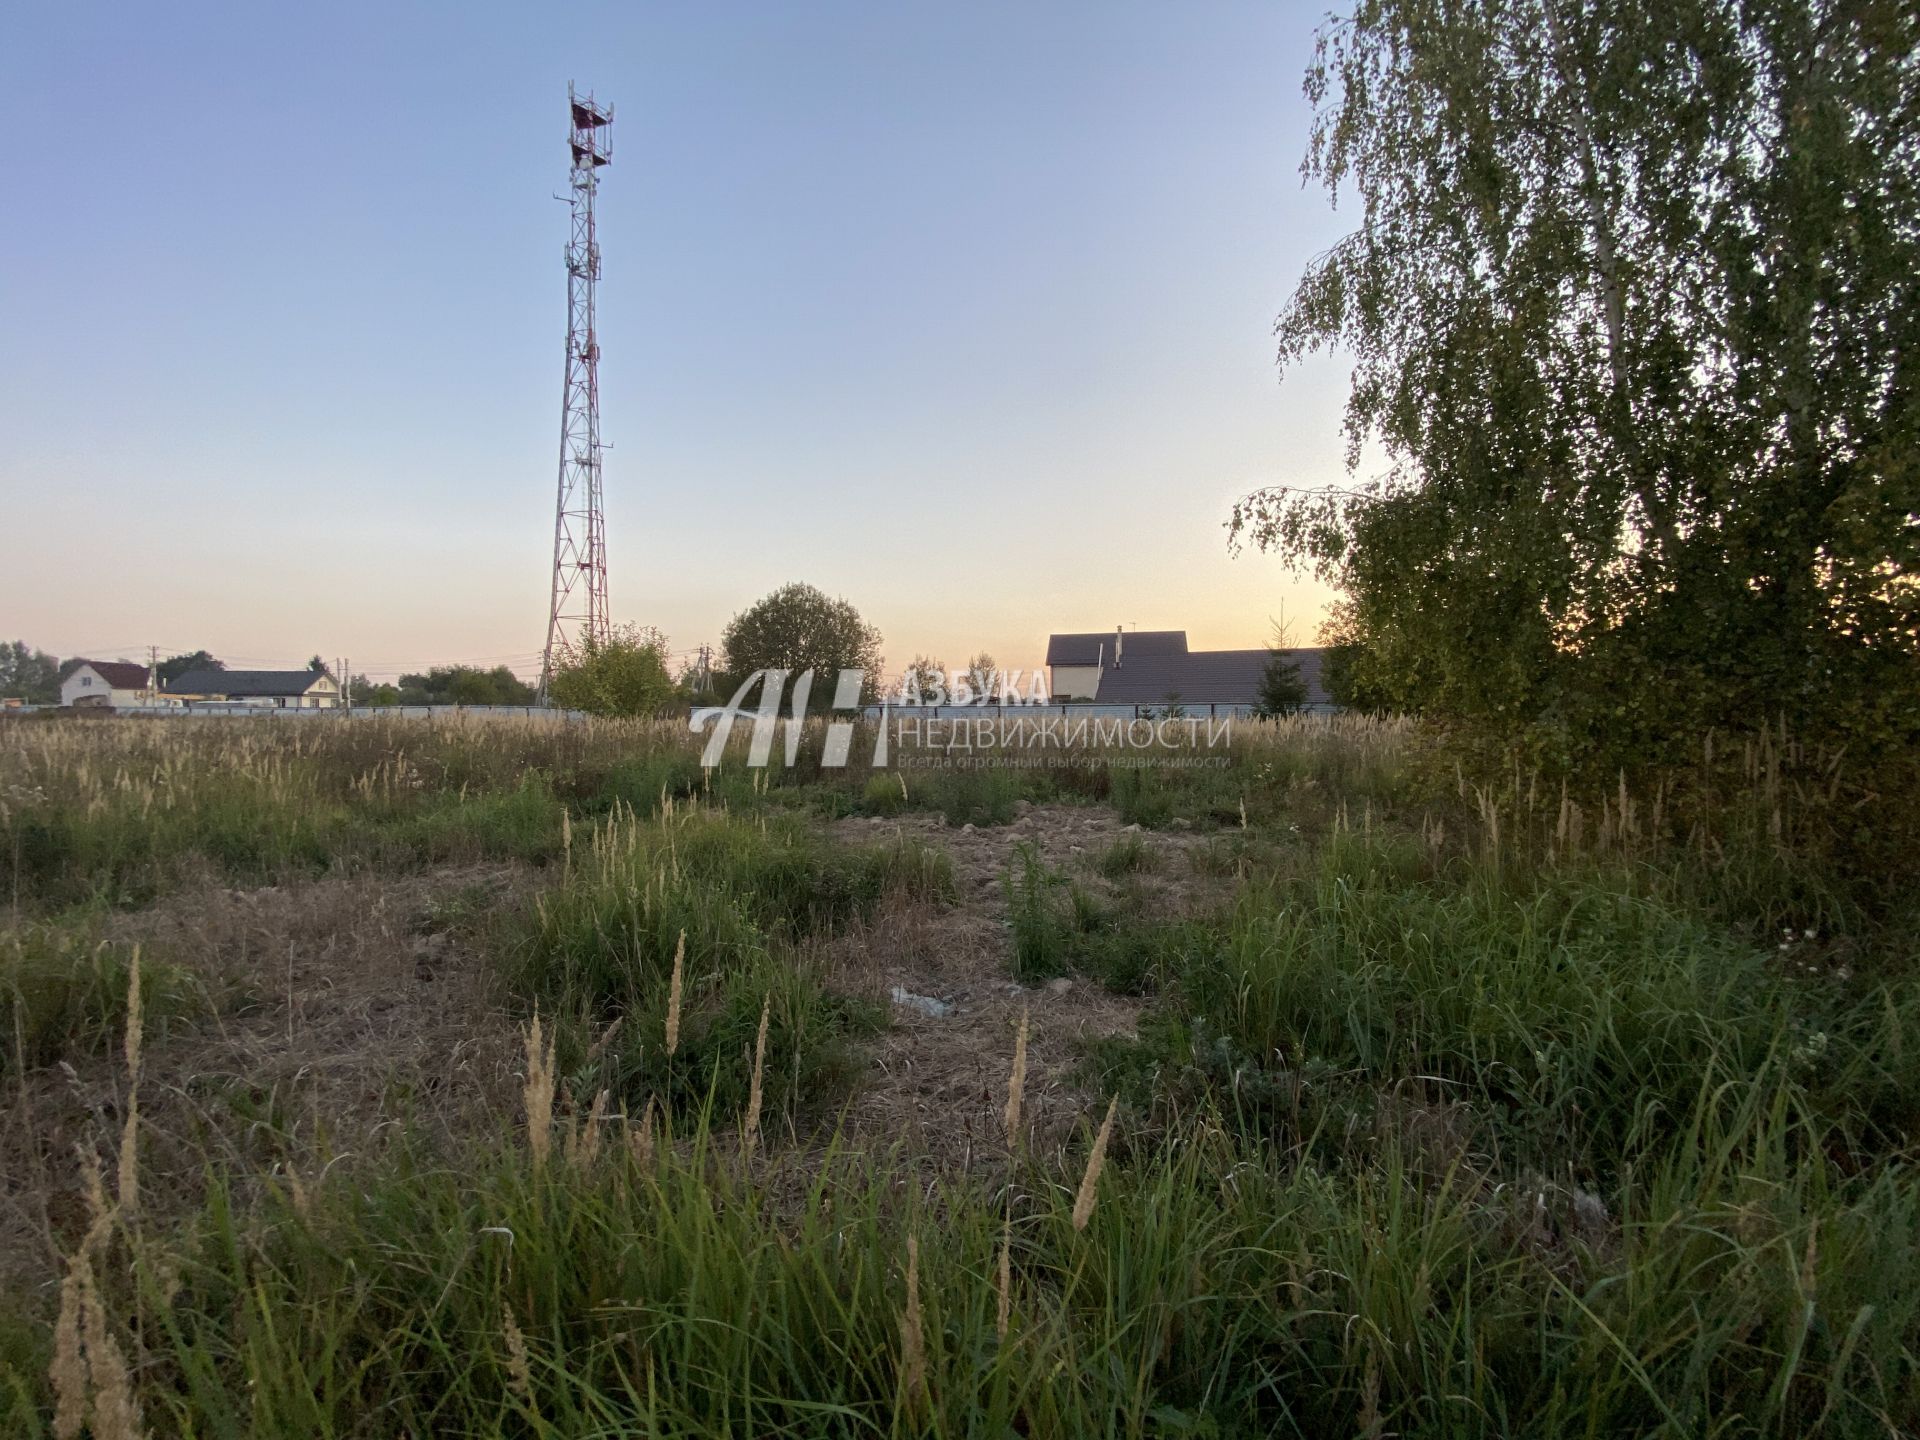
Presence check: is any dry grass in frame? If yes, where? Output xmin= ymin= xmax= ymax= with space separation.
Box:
xmin=1 ymin=864 xmax=528 ymax=1293
xmin=3 ymin=712 xmax=1915 ymax=1435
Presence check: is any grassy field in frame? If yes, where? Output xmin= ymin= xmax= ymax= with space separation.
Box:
xmin=2 ymin=712 xmax=1915 ymax=1437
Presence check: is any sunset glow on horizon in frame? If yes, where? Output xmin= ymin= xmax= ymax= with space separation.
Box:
xmin=1 ymin=1 xmax=1352 ymax=683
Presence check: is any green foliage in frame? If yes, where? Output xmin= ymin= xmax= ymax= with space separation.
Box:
xmin=1107 ymin=831 xmax=1920 ymax=1172
xmin=349 ymin=675 xmax=399 ymax=706
xmin=8 ymin=716 xmax=1920 ymax=1435
xmin=963 ymin=651 xmax=998 ymax=703
xmin=1109 ymin=766 xmax=1174 ymax=828
xmin=1095 ymin=831 xmax=1155 ymax=878
xmin=2 ymin=926 xmax=204 ymax=1072
xmin=506 ymin=809 xmax=946 ymax=1117
xmin=896 ymin=655 xmax=946 ymax=703
xmin=545 ymin=623 xmax=675 ymax=716
xmin=1006 ymin=841 xmax=1072 ymax=981
xmin=916 ymin=767 xmax=1021 ymax=827
xmin=392 ymin=663 xmax=536 ymax=707
xmin=719 ymin=582 xmax=884 ymax=711
xmin=0 ymin=641 xmax=61 ymax=702
xmin=1006 ymin=841 xmax=1200 ymax=992
xmin=60 ymin=1093 xmax=1919 ymax=1437
xmin=1256 ymin=652 xmax=1308 ymax=718
xmin=860 ymin=771 xmax=908 ymax=815
xmin=1232 ymin=0 xmax=1920 ymax=767
xmin=0 ymin=721 xmax=607 ymax=907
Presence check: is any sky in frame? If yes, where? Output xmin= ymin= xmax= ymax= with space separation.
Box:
xmin=0 ymin=1 xmax=1357 ymax=685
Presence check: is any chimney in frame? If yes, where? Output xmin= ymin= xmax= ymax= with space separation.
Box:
xmin=1114 ymin=625 xmax=1124 ymax=668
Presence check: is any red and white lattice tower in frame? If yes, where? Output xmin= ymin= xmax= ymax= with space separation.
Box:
xmin=540 ymin=84 xmax=613 ymax=700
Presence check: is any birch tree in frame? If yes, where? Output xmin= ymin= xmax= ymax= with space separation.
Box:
xmin=1235 ymin=0 xmax=1919 ymax=758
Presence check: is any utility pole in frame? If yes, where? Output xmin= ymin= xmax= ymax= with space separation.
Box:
xmin=148 ymin=645 xmax=158 ymax=707
xmin=539 ymin=84 xmax=614 ymax=703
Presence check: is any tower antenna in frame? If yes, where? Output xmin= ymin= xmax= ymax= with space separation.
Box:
xmin=540 ymin=84 xmax=613 ymax=700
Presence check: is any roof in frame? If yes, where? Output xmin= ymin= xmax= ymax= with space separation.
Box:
xmin=1071 ymin=647 xmax=1329 ymax=708
xmin=72 ymin=660 xmax=151 ymax=689
xmin=1045 ymin=630 xmax=1188 ymax=667
xmin=166 ymin=668 xmax=330 ymax=697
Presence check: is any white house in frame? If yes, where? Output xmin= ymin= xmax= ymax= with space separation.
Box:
xmin=60 ymin=660 xmax=157 ymax=709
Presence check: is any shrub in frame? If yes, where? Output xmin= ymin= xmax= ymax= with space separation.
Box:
xmin=546 ymin=624 xmax=677 ymax=716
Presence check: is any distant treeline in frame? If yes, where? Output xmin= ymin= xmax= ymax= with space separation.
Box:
xmin=353 ymin=665 xmax=535 ymax=708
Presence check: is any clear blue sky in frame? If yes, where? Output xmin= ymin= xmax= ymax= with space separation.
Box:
xmin=0 ymin=0 xmax=1353 ymax=683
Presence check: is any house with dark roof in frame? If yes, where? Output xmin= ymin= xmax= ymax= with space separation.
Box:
xmin=60 ymin=660 xmax=159 ymax=709
xmin=1044 ymin=628 xmax=1330 ymax=711
xmin=1044 ymin=630 xmax=1188 ymax=699
xmin=167 ymin=668 xmax=341 ymax=709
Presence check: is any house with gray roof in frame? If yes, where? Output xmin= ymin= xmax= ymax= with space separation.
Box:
xmin=166 ymin=668 xmax=341 ymax=709
xmin=1044 ymin=628 xmax=1330 ymax=711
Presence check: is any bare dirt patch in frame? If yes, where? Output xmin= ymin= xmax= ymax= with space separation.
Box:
xmin=826 ymin=803 xmax=1214 ymax=1164
xmin=3 ymin=864 xmax=532 ymax=1290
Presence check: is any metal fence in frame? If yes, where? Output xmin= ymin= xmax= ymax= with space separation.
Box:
xmin=5 ymin=700 xmax=1334 ymax=723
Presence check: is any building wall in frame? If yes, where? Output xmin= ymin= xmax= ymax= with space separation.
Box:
xmin=1048 ymin=664 xmax=1102 ymax=700
xmin=175 ymin=677 xmax=341 ymax=709
xmin=60 ymin=667 xmax=151 ymax=709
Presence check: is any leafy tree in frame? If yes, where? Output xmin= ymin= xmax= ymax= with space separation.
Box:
xmin=157 ymin=650 xmax=223 ymax=685
xmin=0 ymin=641 xmax=60 ymax=703
xmin=1316 ymin=603 xmax=1394 ymax=715
xmin=719 ymin=583 xmax=884 ymax=712
xmin=897 ymin=656 xmax=947 ymax=704
xmin=1231 ymin=0 xmax=1920 ymax=764
xmin=962 ymin=653 xmax=999 ymax=704
xmin=394 ymin=665 xmax=537 ymax=707
xmin=548 ymin=624 xmax=676 ymax=717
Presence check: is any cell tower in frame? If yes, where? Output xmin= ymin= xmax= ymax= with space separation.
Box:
xmin=540 ymin=84 xmax=614 ymax=700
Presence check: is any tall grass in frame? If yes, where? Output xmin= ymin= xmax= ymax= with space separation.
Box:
xmin=503 ymin=804 xmax=949 ymax=1121
xmin=1005 ymin=842 xmax=1214 ymax=994
xmin=1 ymin=927 xmax=202 ymax=1073
xmin=13 ymin=1100 xmax=1912 ymax=1438
xmin=8 ymin=710 xmax=1920 ymax=1436
xmin=1099 ymin=826 xmax=1920 ymax=1175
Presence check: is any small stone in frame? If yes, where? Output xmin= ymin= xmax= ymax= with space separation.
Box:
xmin=889 ymin=986 xmax=955 ymax=1019
xmin=1046 ymin=977 xmax=1074 ymax=995
xmin=960 ymin=823 xmax=976 ymax=833
xmin=1571 ymin=1188 xmax=1609 ymax=1238
xmin=1122 ymin=823 xmax=1142 ymax=834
